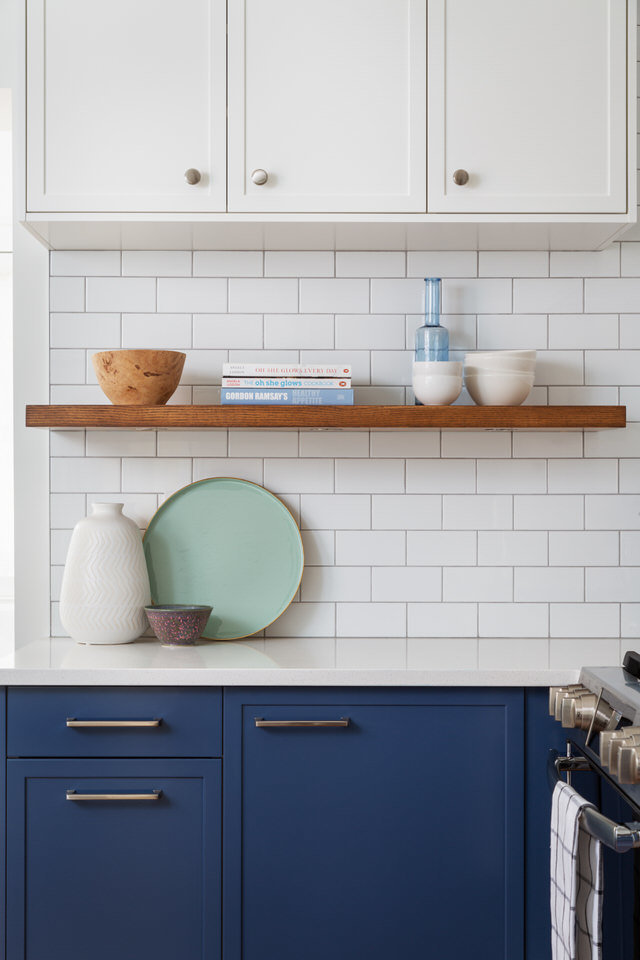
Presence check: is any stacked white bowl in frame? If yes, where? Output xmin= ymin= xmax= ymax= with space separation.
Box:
xmin=463 ymin=350 xmax=536 ymax=406
xmin=412 ymin=360 xmax=463 ymax=406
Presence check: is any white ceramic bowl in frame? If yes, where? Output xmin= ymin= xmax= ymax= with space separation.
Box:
xmin=413 ymin=360 xmax=462 ymax=406
xmin=465 ymin=371 xmax=534 ymax=406
xmin=464 ymin=352 xmax=536 ymax=374
xmin=465 ymin=362 xmax=536 ymax=377
xmin=468 ymin=350 xmax=536 ymax=360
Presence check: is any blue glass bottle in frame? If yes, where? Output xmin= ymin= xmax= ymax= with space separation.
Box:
xmin=414 ymin=278 xmax=449 ymax=362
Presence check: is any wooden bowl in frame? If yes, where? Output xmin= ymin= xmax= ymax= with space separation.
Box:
xmin=92 ymin=350 xmax=186 ymax=405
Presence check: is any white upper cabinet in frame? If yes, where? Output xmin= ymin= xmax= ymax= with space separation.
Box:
xmin=427 ymin=0 xmax=629 ymax=215
xmin=27 ymin=0 xmax=227 ymax=212
xmin=227 ymin=0 xmax=427 ymax=213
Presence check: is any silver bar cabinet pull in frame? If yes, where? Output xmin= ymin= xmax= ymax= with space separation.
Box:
xmin=66 ymin=718 xmax=162 ymax=728
xmin=66 ymin=789 xmax=162 ymax=802
xmin=255 ymin=718 xmax=350 ymax=728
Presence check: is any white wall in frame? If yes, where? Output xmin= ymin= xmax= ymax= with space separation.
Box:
xmin=47 ymin=246 xmax=640 ymax=670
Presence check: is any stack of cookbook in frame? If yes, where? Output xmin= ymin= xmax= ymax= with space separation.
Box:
xmin=220 ymin=363 xmax=354 ymax=405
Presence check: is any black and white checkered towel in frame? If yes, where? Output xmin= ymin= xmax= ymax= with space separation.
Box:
xmin=551 ymin=780 xmax=603 ymax=960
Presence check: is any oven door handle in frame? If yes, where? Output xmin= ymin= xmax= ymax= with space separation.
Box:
xmin=548 ymin=749 xmax=640 ymax=854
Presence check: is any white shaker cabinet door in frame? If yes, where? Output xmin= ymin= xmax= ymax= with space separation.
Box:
xmin=228 ymin=0 xmax=426 ymax=213
xmin=428 ymin=0 xmax=628 ymax=214
xmin=27 ymin=0 xmax=226 ymax=212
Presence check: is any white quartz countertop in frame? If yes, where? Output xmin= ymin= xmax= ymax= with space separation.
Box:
xmin=0 ymin=637 xmax=579 ymax=686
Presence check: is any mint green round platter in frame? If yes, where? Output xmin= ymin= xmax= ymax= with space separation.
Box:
xmin=143 ymin=478 xmax=304 ymax=640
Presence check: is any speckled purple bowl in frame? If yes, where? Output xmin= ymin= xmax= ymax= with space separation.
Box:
xmin=144 ymin=604 xmax=213 ymax=647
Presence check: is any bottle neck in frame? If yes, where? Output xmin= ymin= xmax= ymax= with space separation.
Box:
xmin=424 ymin=278 xmax=441 ymax=328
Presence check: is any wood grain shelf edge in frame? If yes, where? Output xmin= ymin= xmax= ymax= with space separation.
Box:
xmin=25 ymin=405 xmax=627 ymax=430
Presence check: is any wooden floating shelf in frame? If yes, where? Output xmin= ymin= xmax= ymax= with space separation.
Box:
xmin=25 ymin=404 xmax=627 ymax=430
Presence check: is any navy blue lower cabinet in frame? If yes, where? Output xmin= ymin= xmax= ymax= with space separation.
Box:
xmin=223 ymin=688 xmax=524 ymax=960
xmin=7 ymin=759 xmax=221 ymax=960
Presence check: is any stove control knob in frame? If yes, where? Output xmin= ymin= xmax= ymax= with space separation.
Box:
xmin=550 ymin=685 xmax=590 ymax=721
xmin=561 ymin=692 xmax=598 ymax=729
xmin=601 ymin=729 xmax=635 ymax=768
xmin=611 ymin=733 xmax=640 ymax=779
xmin=617 ymin=743 xmax=640 ymax=784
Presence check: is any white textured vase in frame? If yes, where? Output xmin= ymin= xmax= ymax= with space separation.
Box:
xmin=60 ymin=502 xmax=151 ymax=644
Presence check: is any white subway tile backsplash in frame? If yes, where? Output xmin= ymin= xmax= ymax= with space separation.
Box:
xmin=300 ymin=431 xmax=369 ymax=458
xmin=157 ymin=431 xmax=228 ymax=458
xmin=515 ymin=567 xmax=583 ymax=602
xmin=443 ymin=495 xmax=513 ymax=530
xmin=372 ymin=567 xmax=440 ymax=602
xmin=193 ymin=458 xmax=262 ymax=484
xmin=158 ymin=277 xmax=227 ymax=312
xmin=550 ymin=604 xmax=620 ymax=639
xmin=406 ymin=459 xmax=475 ymax=493
xmin=512 ymin=431 xmax=583 ymax=459
xmin=407 ymin=531 xmax=476 ymax=565
xmin=122 ymin=313 xmax=192 ymax=349
xmin=299 ymin=279 xmax=369 ymax=313
xmin=264 ymin=314 xmax=334 ymax=349
xmin=372 ymin=495 xmax=441 ymax=530
xmin=548 ymin=459 xmax=618 ymax=493
xmin=549 ymin=531 xmax=619 ymax=566
xmin=549 ymin=638 xmax=621 ymax=669
xmin=265 ymin=251 xmax=334 ymax=277
xmin=335 ymin=459 xmax=404 ymax=494
xmin=550 ymin=247 xmax=620 ymax=278
xmin=370 ymin=431 xmax=440 ymax=458
xmin=300 ymin=495 xmax=371 ymax=530
xmin=479 ymin=637 xmax=549 ymax=670
xmin=444 ymin=567 xmax=512 ymax=602
xmin=478 ymin=251 xmax=548 ymax=278
xmin=586 ymin=279 xmax=640 ymax=312
xmin=586 ymin=567 xmax=640 ymax=602
xmin=50 ymin=277 xmax=85 ymax=312
xmin=442 ymin=278 xmax=512 ymax=313
xmin=336 ymin=314 xmax=405 ymax=350
xmin=476 ymin=459 xmax=546 ymax=494
xmin=193 ymin=314 xmax=262 ymax=350
xmin=477 ymin=314 xmax=547 ymax=350
xmin=51 ymin=251 xmax=121 ymax=277
xmin=407 ymin=251 xmax=477 ymax=278
xmin=336 ymin=531 xmax=405 ymax=566
xmin=51 ymin=457 xmax=120 ymax=493
xmin=479 ymin=603 xmax=549 ymax=638
xmin=50 ymin=430 xmax=85 ymax=457
xmin=193 ymin=251 xmax=263 ymax=277
xmin=441 ymin=431 xmax=511 ymax=458
xmin=408 ymin=603 xmax=477 ymax=638
xmin=407 ymin=637 xmax=478 ymax=670
xmin=514 ymin=495 xmax=583 ymax=530
xmin=47 ymin=245 xmax=640 ymax=662
xmin=301 ymin=566 xmax=370 ymax=602
xmin=51 ymin=313 xmax=120 ymax=349
xmin=620 ymin=315 xmax=640 ymax=348
xmin=549 ymin=314 xmax=619 ymax=350
xmin=300 ymin=530 xmax=335 ymax=566
xmin=478 ymin=531 xmax=547 ymax=566
xmin=86 ymin=277 xmax=155 ymax=312
xmin=513 ymin=279 xmax=582 ymax=313
xmin=86 ymin=431 xmax=156 ymax=457
xmin=337 ymin=252 xmax=405 ymax=277
xmin=122 ymin=251 xmax=191 ymax=277
xmin=122 ymin=458 xmax=191 ymax=494
xmin=265 ymin=458 xmax=334 ymax=493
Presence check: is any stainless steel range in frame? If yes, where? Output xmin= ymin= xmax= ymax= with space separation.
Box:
xmin=550 ymin=651 xmax=640 ymax=851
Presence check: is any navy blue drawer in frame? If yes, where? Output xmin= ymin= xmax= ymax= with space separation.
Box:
xmin=8 ymin=687 xmax=221 ymax=757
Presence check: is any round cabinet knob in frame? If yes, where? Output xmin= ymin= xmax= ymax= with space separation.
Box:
xmin=251 ymin=168 xmax=269 ymax=186
xmin=184 ymin=168 xmax=202 ymax=185
xmin=452 ymin=169 xmax=470 ymax=186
